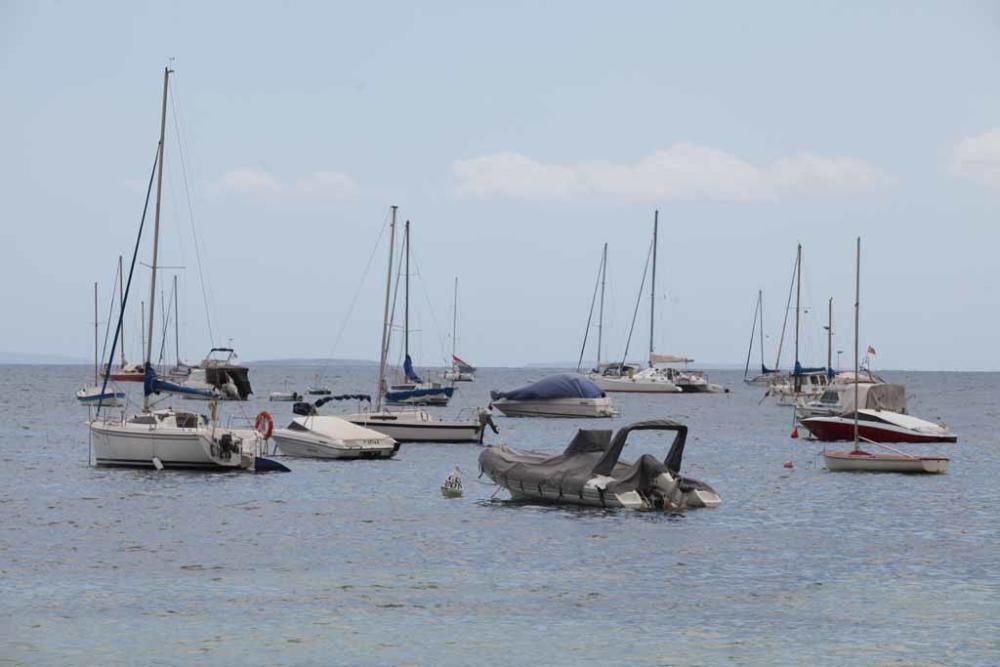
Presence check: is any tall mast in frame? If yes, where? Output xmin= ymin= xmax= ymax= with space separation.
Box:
xmin=597 ymin=242 xmax=607 ymax=369
xmin=404 ymin=220 xmax=411 ymax=359
xmin=649 ymin=210 xmax=658 ymax=366
xmin=793 ymin=243 xmax=802 ymax=393
xmin=827 ymin=297 xmax=833 ymax=376
xmin=173 ymin=275 xmax=180 ymax=366
xmin=144 ymin=65 xmax=171 ymax=410
xmin=451 ymin=277 xmax=458 ymax=361
xmin=758 ymin=290 xmax=765 ymax=371
xmin=375 ymin=206 xmax=397 ymax=411
xmin=773 ymin=251 xmax=798 ymax=371
xmin=118 ymin=255 xmax=126 ymax=368
xmin=93 ymin=282 xmax=99 ymax=385
xmin=853 ymin=237 xmax=861 ymax=450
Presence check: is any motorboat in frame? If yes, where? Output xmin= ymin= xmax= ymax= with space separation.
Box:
xmin=182 ymin=367 xmax=243 ymax=400
xmin=479 ymin=419 xmax=720 ymax=510
xmin=269 ymin=389 xmax=303 ymax=402
xmin=769 ymin=369 xmax=830 ymax=405
xmin=271 ymin=408 xmax=398 ymax=460
xmin=490 ymin=374 xmax=618 ymax=418
xmin=647 ymin=355 xmax=727 ymax=393
xmin=796 ymin=382 xmax=905 ymax=419
xmin=104 ymin=362 xmax=145 ymax=383
xmin=76 ymin=384 xmax=126 ymax=408
xmin=800 ymin=409 xmax=957 ymax=444
xmin=442 ymin=368 xmax=475 ymax=382
xmin=196 ymin=347 xmax=253 ymax=400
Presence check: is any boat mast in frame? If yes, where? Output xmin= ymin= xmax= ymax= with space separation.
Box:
xmin=793 ymin=243 xmax=802 ymax=393
xmin=853 ymin=237 xmax=860 ymax=451
xmin=93 ymin=282 xmax=99 ymax=385
xmin=143 ymin=65 xmax=171 ymax=411
xmin=826 ymin=297 xmax=833 ymax=377
xmin=758 ymin=290 xmax=765 ymax=372
xmin=773 ymin=250 xmax=798 ymax=372
xmin=404 ymin=220 xmax=410 ymax=363
xmin=597 ymin=242 xmax=607 ymax=369
xmin=649 ymin=210 xmax=658 ymax=367
xmin=451 ymin=277 xmax=458 ymax=364
xmin=375 ymin=206 xmax=397 ymax=411
xmin=173 ymin=274 xmax=180 ymax=367
xmin=118 ymin=255 xmax=126 ymax=368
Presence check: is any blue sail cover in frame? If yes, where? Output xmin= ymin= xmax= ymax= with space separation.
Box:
xmin=490 ymin=373 xmax=605 ymax=401
xmin=144 ymin=363 xmax=215 ymax=398
xmin=793 ymin=361 xmax=831 ymax=377
xmin=760 ymin=364 xmax=781 ymax=375
xmin=403 ymin=354 xmax=423 ymax=383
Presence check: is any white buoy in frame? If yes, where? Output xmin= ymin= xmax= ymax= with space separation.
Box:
xmin=152 ymin=457 xmax=164 ymax=471
xmin=441 ymin=468 xmax=463 ymax=498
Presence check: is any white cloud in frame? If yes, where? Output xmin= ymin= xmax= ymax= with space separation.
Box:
xmin=452 ymin=144 xmax=893 ymax=201
xmin=211 ymin=167 xmax=359 ymax=200
xmin=950 ymin=129 xmax=1000 ymax=189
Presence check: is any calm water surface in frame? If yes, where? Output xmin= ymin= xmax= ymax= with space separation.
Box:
xmin=1 ymin=365 xmax=997 ymax=665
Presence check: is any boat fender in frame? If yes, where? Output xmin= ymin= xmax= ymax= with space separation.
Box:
xmin=254 ymin=411 xmax=274 ymax=439
xmin=597 ymin=486 xmax=607 ymax=508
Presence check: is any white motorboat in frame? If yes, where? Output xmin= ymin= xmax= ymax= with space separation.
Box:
xmin=87 ymin=67 xmax=287 ymax=474
xmin=479 ymin=419 xmax=720 ymax=510
xmin=269 ymin=390 xmax=303 ymax=402
xmin=593 ymin=366 xmax=682 ymax=393
xmin=802 ymin=409 xmax=957 ymax=444
xmin=271 ymin=415 xmax=398 ymax=459
xmin=76 ymin=384 xmax=125 ymax=408
xmin=442 ymin=368 xmax=475 ymax=382
xmin=796 ymin=382 xmax=905 ymax=419
xmin=490 ymin=374 xmax=618 ymax=418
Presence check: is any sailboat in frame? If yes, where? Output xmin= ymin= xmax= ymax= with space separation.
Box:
xmin=76 ymin=281 xmax=126 ymax=407
xmin=102 ymin=255 xmax=145 ymax=383
xmin=742 ymin=290 xmax=779 ymax=385
xmin=592 ymin=211 xmax=681 ymax=393
xmin=383 ymin=220 xmax=455 ymax=405
xmin=442 ymin=278 xmax=475 ymax=382
xmin=815 ymin=238 xmax=950 ymax=471
xmin=341 ymin=207 xmax=494 ymax=443
xmin=767 ymin=244 xmax=831 ymax=404
xmin=88 ymin=67 xmax=286 ymax=472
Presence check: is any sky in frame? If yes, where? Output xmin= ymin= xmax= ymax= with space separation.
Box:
xmin=2 ymin=1 xmax=999 ymax=370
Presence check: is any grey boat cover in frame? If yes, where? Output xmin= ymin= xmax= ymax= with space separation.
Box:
xmin=864 ymin=384 xmax=906 ymax=413
xmin=490 ymin=373 xmax=605 ymax=402
xmin=479 ymin=419 xmax=716 ymax=507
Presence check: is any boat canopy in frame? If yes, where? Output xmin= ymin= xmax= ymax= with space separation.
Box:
xmin=490 ymin=373 xmax=605 ymax=401
xmin=864 ymin=384 xmax=906 ymax=412
xmin=649 ymin=353 xmax=693 ymax=364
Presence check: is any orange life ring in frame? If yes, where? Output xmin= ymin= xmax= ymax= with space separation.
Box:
xmin=254 ymin=411 xmax=274 ymax=439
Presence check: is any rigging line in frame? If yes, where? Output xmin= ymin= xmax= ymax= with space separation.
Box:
xmin=169 ymin=82 xmax=217 ymax=347
xmin=409 ymin=250 xmax=450 ymax=366
xmin=317 ymin=208 xmax=392 ymax=380
xmin=98 ymin=264 xmax=121 ymax=371
xmin=743 ymin=292 xmax=760 ymax=380
xmin=96 ymin=144 xmax=160 ymax=417
xmin=386 ymin=229 xmax=405 ymax=379
xmin=619 ymin=238 xmax=654 ymax=368
xmin=774 ymin=248 xmax=798 ymax=371
xmin=157 ymin=281 xmax=176 ymax=367
xmin=576 ymin=248 xmax=605 ymax=373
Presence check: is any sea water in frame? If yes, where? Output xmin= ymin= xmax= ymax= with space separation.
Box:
xmin=1 ymin=365 xmax=997 ymax=665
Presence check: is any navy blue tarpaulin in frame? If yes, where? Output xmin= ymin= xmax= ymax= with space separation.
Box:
xmin=490 ymin=373 xmax=605 ymax=401
xmin=403 ymin=354 xmax=423 ymax=383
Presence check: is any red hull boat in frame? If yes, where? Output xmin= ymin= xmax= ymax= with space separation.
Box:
xmin=800 ymin=409 xmax=956 ymax=444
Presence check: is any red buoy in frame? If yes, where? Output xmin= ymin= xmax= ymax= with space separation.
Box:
xmin=783 ymin=460 xmax=794 ymax=469
xmin=790 ymin=426 xmax=799 ymax=439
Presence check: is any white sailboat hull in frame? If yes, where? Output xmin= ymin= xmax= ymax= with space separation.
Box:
xmin=89 ymin=419 xmax=259 ymax=470
xmin=345 ymin=410 xmax=484 ymax=443
xmin=823 ymin=451 xmax=949 ymax=473
xmin=592 ymin=375 xmax=681 ymax=393
xmin=491 ymin=397 xmax=617 ymax=418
